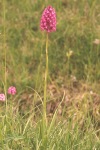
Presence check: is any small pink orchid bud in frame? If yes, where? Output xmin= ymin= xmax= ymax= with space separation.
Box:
xmin=40 ymin=6 xmax=56 ymax=32
xmin=0 ymin=94 xmax=5 ymax=101
xmin=8 ymin=86 xmax=16 ymax=95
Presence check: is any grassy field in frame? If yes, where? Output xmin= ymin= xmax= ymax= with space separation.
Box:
xmin=0 ymin=0 xmax=100 ymax=149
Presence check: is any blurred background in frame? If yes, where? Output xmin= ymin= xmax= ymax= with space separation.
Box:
xmin=0 ymin=0 xmax=100 ymax=123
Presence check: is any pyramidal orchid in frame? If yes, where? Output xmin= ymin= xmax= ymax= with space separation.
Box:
xmin=0 ymin=94 xmax=5 ymax=101
xmin=40 ymin=6 xmax=56 ymax=33
xmin=8 ymin=86 xmax=16 ymax=95
xmin=40 ymin=5 xmax=56 ymax=136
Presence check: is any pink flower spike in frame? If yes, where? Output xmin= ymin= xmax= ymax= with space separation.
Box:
xmin=0 ymin=94 xmax=5 ymax=101
xmin=40 ymin=6 xmax=56 ymax=33
xmin=8 ymin=86 xmax=16 ymax=95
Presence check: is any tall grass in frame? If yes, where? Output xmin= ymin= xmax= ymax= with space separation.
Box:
xmin=0 ymin=0 xmax=100 ymax=149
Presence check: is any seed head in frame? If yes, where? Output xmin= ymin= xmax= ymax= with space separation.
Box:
xmin=40 ymin=6 xmax=56 ymax=32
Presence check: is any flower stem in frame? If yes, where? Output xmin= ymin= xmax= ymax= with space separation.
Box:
xmin=3 ymin=0 xmax=7 ymax=106
xmin=43 ymin=33 xmax=49 ymax=135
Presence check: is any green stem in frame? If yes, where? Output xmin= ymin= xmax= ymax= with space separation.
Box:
xmin=67 ymin=56 xmax=70 ymax=78
xmin=3 ymin=0 xmax=7 ymax=105
xmin=43 ymin=33 xmax=49 ymax=135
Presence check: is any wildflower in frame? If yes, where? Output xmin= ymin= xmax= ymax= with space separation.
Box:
xmin=66 ymin=50 xmax=73 ymax=58
xmin=0 ymin=94 xmax=5 ymax=101
xmin=8 ymin=86 xmax=16 ymax=95
xmin=40 ymin=5 xmax=56 ymax=32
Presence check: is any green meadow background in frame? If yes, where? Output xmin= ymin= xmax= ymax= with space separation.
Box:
xmin=0 ymin=0 xmax=100 ymax=149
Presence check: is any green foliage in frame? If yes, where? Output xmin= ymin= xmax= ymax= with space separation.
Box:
xmin=0 ymin=0 xmax=100 ymax=149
